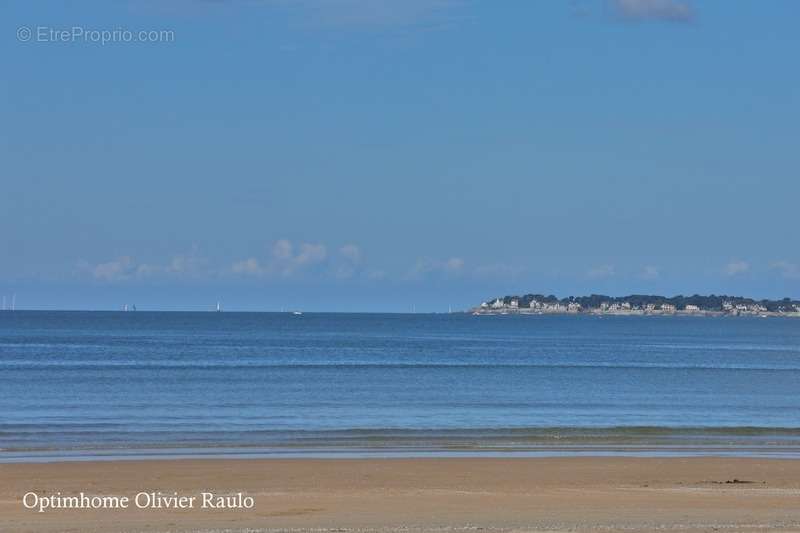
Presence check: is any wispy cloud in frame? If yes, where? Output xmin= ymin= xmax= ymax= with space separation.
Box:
xmin=85 ymin=240 xmax=359 ymax=283
xmin=139 ymin=247 xmax=208 ymax=279
xmin=639 ymin=265 xmax=660 ymax=280
xmin=472 ymin=263 xmax=527 ymax=280
xmin=771 ymin=260 xmax=800 ymax=280
xmin=83 ymin=247 xmax=210 ymax=282
xmin=610 ymin=0 xmax=694 ymax=22
xmin=365 ymin=269 xmax=387 ymax=281
xmin=587 ymin=264 xmax=616 ymax=279
xmin=724 ymin=259 xmax=750 ymax=276
xmin=294 ymin=242 xmax=328 ymax=267
xmin=88 ymin=256 xmax=138 ymax=282
xmin=406 ymin=256 xmax=464 ymax=280
xmin=333 ymin=244 xmax=364 ymax=279
xmin=339 ymin=243 xmax=362 ymax=263
xmin=231 ymin=257 xmax=262 ymax=276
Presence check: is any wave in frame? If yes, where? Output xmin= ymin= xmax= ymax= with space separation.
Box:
xmin=5 ymin=426 xmax=800 ymax=454
xmin=3 ymin=361 xmax=800 ymax=371
xmin=0 ymin=422 xmax=800 ymax=436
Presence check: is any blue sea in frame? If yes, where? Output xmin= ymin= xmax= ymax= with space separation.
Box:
xmin=1 ymin=311 xmax=799 ymax=461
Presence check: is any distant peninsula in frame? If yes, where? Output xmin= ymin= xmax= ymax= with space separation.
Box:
xmin=472 ymin=294 xmax=800 ymax=317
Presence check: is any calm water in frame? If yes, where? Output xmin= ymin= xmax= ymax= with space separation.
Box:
xmin=1 ymin=311 xmax=799 ymax=459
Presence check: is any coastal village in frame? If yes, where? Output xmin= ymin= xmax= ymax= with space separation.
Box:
xmin=472 ymin=294 xmax=800 ymax=317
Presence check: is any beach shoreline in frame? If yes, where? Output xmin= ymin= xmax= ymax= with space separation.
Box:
xmin=6 ymin=424 xmax=800 ymax=463
xmin=5 ymin=445 xmax=800 ymax=464
xmin=2 ymin=456 xmax=799 ymax=532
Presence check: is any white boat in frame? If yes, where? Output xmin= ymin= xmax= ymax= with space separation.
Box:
xmin=292 ymin=311 xmax=303 ymax=316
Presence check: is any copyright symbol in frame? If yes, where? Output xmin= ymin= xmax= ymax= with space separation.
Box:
xmin=17 ymin=26 xmax=32 ymax=42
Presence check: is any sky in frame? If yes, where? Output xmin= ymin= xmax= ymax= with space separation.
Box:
xmin=1 ymin=0 xmax=799 ymax=312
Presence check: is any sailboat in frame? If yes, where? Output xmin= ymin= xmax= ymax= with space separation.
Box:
xmin=1 ymin=295 xmax=16 ymax=311
xmin=216 ymin=302 xmax=222 ymax=312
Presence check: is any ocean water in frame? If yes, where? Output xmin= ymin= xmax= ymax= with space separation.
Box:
xmin=1 ymin=311 xmax=799 ymax=459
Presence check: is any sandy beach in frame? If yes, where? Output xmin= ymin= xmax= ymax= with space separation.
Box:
xmin=1 ymin=457 xmax=799 ymax=532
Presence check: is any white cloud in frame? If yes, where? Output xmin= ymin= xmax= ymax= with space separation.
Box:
xmin=640 ymin=265 xmax=660 ymax=280
xmin=295 ymin=243 xmax=327 ymax=266
xmin=84 ymin=248 xmax=212 ymax=282
xmin=587 ymin=264 xmax=615 ymax=279
xmin=339 ymin=244 xmax=362 ymax=264
xmin=334 ymin=244 xmax=364 ymax=279
xmin=272 ymin=239 xmax=293 ymax=261
xmin=90 ymin=256 xmax=137 ymax=282
xmin=771 ymin=261 xmax=800 ymax=280
xmin=445 ymin=257 xmax=464 ymax=271
xmin=724 ymin=260 xmax=750 ymax=276
xmin=232 ymin=239 xmax=328 ymax=278
xmin=274 ymin=241 xmax=326 ymax=276
xmin=231 ymin=258 xmax=263 ymax=276
xmin=162 ymin=246 xmax=207 ymax=277
xmin=610 ymin=0 xmax=693 ymax=22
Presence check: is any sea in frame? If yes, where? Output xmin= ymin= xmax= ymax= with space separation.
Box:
xmin=1 ymin=311 xmax=799 ymax=461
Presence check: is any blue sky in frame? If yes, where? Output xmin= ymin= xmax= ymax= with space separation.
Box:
xmin=2 ymin=0 xmax=799 ymax=311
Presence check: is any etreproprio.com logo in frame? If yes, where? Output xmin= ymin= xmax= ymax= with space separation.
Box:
xmin=17 ymin=26 xmax=174 ymax=45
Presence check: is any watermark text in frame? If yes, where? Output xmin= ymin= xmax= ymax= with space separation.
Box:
xmin=17 ymin=26 xmax=175 ymax=45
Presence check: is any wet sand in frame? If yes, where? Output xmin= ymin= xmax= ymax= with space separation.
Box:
xmin=1 ymin=457 xmax=799 ymax=532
